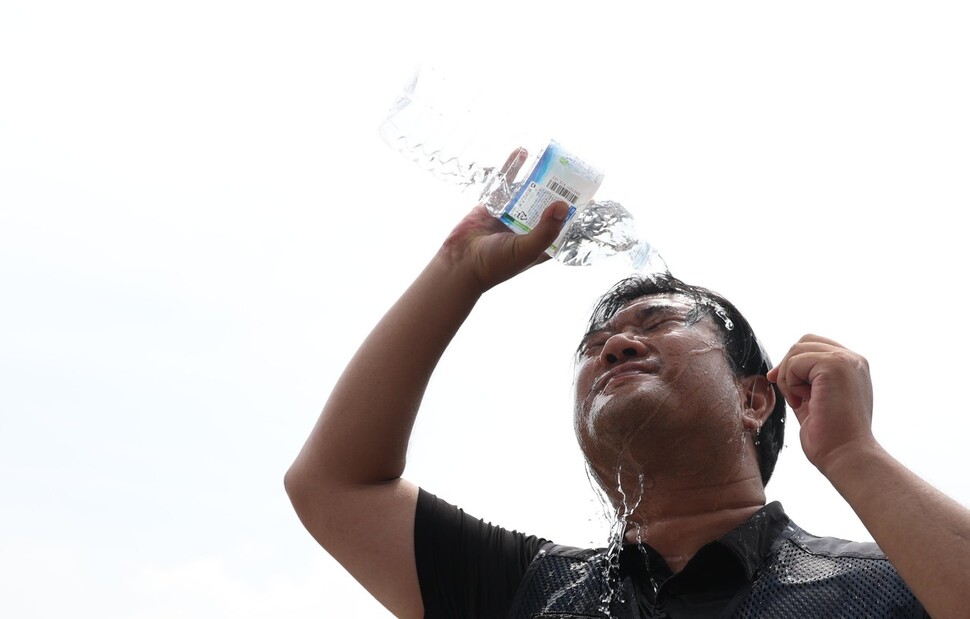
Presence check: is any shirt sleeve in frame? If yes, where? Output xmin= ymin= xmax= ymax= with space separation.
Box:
xmin=414 ymin=487 xmax=549 ymax=619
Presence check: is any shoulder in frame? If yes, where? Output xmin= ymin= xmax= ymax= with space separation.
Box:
xmin=787 ymin=523 xmax=889 ymax=560
xmin=737 ymin=520 xmax=928 ymax=618
xmin=507 ymin=543 xmax=610 ymax=619
xmin=415 ymin=489 xmax=551 ymax=619
xmin=759 ymin=504 xmax=889 ymax=561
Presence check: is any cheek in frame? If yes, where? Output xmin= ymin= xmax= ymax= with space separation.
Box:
xmin=572 ymin=359 xmax=596 ymax=401
xmin=689 ymin=356 xmax=744 ymax=411
xmin=572 ymin=362 xmax=601 ymax=437
xmin=671 ymin=332 xmax=727 ymax=371
xmin=665 ymin=340 xmax=739 ymax=403
xmin=573 ymin=391 xmax=618 ymax=457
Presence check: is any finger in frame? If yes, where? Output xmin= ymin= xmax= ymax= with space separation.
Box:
xmin=766 ymin=366 xmax=802 ymax=409
xmin=772 ymin=335 xmax=857 ymax=414
xmin=771 ymin=338 xmax=848 ymax=385
xmin=789 ymin=399 xmax=811 ymax=426
xmin=777 ymin=351 xmax=824 ymax=391
xmin=797 ymin=333 xmax=846 ymax=348
xmin=776 ymin=384 xmax=806 ymax=412
xmin=510 ymin=201 xmax=569 ymax=263
xmin=772 ymin=351 xmax=829 ymax=410
xmin=776 ymin=339 xmax=847 ymax=365
xmin=499 ymin=147 xmax=528 ymax=184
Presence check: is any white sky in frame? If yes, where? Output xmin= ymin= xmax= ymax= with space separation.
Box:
xmin=2 ymin=1 xmax=969 ymax=617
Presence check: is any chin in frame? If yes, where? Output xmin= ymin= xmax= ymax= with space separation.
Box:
xmin=583 ymin=390 xmax=669 ymax=443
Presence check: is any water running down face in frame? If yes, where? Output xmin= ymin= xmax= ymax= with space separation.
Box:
xmin=572 ymin=293 xmax=767 ymax=496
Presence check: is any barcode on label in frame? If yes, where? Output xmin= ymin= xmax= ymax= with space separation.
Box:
xmin=547 ymin=179 xmax=579 ymax=204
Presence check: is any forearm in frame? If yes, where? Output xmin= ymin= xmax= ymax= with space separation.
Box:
xmin=823 ymin=441 xmax=970 ymax=619
xmin=281 ymin=205 xmax=563 ymax=619
xmin=282 ymin=251 xmax=485 ymax=619
xmin=288 ymin=251 xmax=484 ymax=488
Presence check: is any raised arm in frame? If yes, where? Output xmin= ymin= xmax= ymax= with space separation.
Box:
xmin=284 ymin=201 xmax=569 ymax=618
xmin=768 ymin=334 xmax=970 ymax=619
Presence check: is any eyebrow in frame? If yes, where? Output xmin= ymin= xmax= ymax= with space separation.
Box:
xmin=630 ymin=303 xmax=686 ymax=324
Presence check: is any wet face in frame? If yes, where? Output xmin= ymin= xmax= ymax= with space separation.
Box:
xmin=573 ymin=294 xmax=748 ymax=468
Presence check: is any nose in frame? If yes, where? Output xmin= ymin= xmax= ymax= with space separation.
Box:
xmin=600 ymin=332 xmax=648 ymax=365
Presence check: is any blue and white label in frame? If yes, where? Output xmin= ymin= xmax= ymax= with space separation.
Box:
xmin=498 ymin=141 xmax=605 ymax=253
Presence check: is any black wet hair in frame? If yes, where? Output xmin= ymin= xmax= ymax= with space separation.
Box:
xmin=580 ymin=273 xmax=786 ymax=486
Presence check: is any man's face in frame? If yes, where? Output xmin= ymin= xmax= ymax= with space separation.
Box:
xmin=573 ymin=293 xmax=745 ymax=461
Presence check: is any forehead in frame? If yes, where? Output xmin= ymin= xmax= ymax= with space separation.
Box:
xmin=607 ymin=293 xmax=699 ymax=325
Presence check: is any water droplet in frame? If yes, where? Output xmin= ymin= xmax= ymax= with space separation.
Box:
xmin=713 ymin=306 xmax=735 ymax=330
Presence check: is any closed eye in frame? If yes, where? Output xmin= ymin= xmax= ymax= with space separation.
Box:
xmin=576 ymin=304 xmax=691 ymax=359
xmin=643 ymin=317 xmax=684 ymax=331
xmin=578 ymin=334 xmax=608 ymax=356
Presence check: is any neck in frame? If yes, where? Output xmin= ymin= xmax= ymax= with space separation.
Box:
xmin=592 ymin=446 xmax=766 ymax=573
xmin=627 ymin=478 xmax=766 ymax=572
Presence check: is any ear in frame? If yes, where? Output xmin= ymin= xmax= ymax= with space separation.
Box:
xmin=739 ymin=374 xmax=776 ymax=434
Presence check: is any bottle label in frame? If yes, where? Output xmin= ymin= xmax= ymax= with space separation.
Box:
xmin=497 ymin=140 xmax=605 ymax=253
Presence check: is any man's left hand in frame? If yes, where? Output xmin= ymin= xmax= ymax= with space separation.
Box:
xmin=767 ymin=334 xmax=877 ymax=476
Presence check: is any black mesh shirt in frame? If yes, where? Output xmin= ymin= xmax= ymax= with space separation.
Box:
xmin=414 ymin=490 xmax=929 ymax=619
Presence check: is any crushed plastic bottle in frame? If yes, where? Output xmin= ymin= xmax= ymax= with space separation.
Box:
xmin=378 ymin=63 xmax=667 ymax=274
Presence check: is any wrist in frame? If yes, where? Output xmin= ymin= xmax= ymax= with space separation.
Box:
xmin=435 ymin=230 xmax=524 ymax=294
xmin=426 ymin=246 xmax=491 ymax=299
xmin=815 ymin=437 xmax=889 ymax=490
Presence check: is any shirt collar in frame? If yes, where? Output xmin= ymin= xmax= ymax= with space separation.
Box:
xmin=618 ymin=501 xmax=791 ymax=582
xmin=713 ymin=501 xmax=790 ymax=579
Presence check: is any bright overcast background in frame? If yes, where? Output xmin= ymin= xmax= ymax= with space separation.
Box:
xmin=2 ymin=2 xmax=969 ymax=618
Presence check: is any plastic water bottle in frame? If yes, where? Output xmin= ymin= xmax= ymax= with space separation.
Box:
xmin=378 ymin=63 xmax=667 ymax=273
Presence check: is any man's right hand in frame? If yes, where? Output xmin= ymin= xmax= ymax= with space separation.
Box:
xmin=439 ymin=200 xmax=571 ymax=292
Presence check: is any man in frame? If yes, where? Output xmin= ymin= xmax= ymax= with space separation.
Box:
xmin=285 ymin=203 xmax=969 ymax=617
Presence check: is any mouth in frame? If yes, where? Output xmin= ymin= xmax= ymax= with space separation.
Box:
xmin=593 ymin=361 xmax=660 ymax=392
